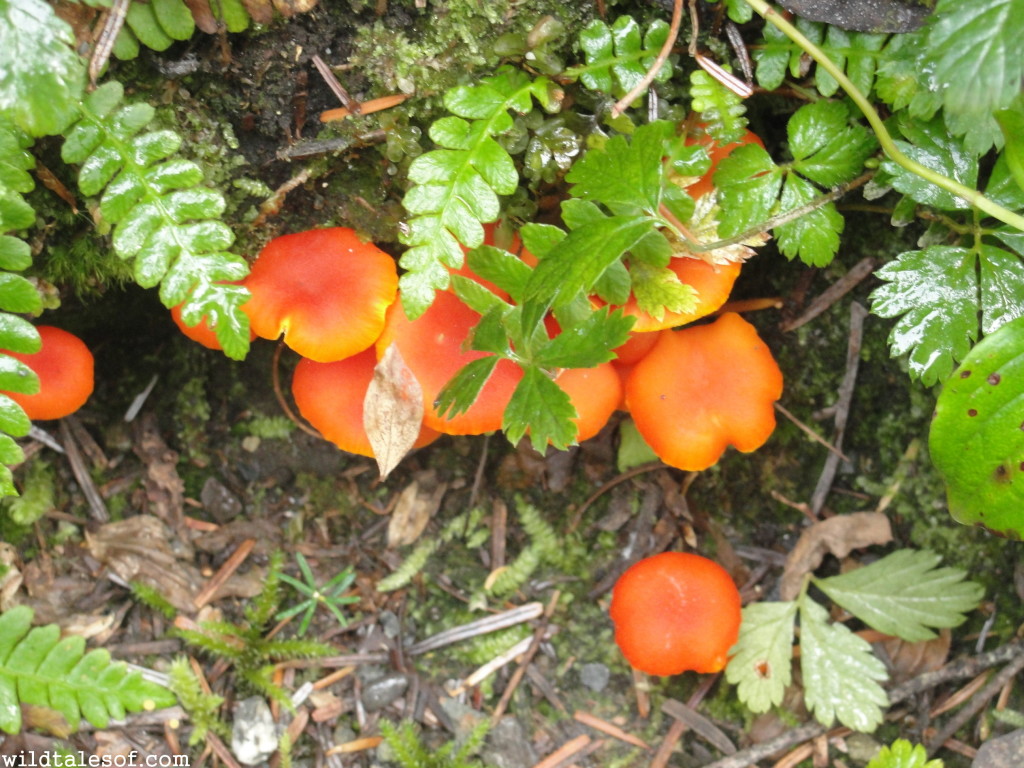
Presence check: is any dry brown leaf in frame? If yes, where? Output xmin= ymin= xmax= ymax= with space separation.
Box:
xmin=365 ymin=343 xmax=425 ymax=479
xmin=387 ymin=470 xmax=447 ymax=548
xmin=0 ymin=543 xmax=22 ymax=611
xmin=241 ymin=0 xmax=275 ymax=24
xmin=132 ymin=413 xmax=186 ymax=535
xmin=779 ymin=512 xmax=892 ymax=600
xmin=182 ymin=0 xmax=219 ymax=33
xmin=272 ymin=0 xmax=318 ymax=16
xmin=879 ymin=628 xmax=951 ymax=684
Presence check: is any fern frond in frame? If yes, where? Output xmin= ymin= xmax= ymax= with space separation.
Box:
xmin=689 ymin=69 xmax=748 ymax=144
xmin=0 ymin=605 xmax=176 ymax=734
xmin=60 ymin=81 xmax=251 ymax=359
xmin=569 ymin=16 xmax=674 ymax=99
xmin=398 ymin=67 xmax=554 ymax=319
xmin=167 ymin=658 xmax=228 ymax=746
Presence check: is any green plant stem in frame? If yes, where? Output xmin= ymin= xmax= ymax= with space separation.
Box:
xmin=743 ymin=0 xmax=1024 ymax=233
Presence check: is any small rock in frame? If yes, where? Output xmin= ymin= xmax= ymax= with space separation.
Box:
xmin=361 ymin=673 xmax=408 ymax=711
xmin=480 ymin=716 xmax=537 ymax=768
xmin=844 ymin=733 xmax=882 ymax=765
xmin=201 ymin=476 xmax=243 ymax=523
xmin=231 ymin=696 xmax=278 ymax=766
xmin=378 ymin=609 xmax=401 ymax=639
xmin=578 ymin=662 xmax=610 ymax=692
xmin=973 ymin=729 xmax=1024 ymax=768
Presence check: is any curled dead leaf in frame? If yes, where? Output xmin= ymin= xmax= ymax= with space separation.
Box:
xmin=387 ymin=471 xmax=447 ymax=548
xmin=779 ymin=512 xmax=892 ymax=600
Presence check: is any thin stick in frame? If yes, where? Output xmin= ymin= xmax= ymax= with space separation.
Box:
xmin=193 ymin=538 xmax=256 ymax=609
xmin=320 ymin=93 xmax=410 ymax=123
xmin=491 ymin=591 xmax=560 ymax=725
xmin=774 ymin=402 xmax=850 ymax=463
xmin=271 ymin=342 xmax=322 ymax=439
xmin=311 ymin=54 xmax=357 ymax=111
xmin=574 ymin=710 xmax=650 ymax=750
xmin=529 ymin=734 xmax=591 ymax=768
xmin=926 ymin=650 xmax=1024 ymax=756
xmin=780 ymin=257 xmax=876 ymax=333
xmin=610 ymin=0 xmax=683 ymax=117
xmin=59 ymin=420 xmax=108 ymax=522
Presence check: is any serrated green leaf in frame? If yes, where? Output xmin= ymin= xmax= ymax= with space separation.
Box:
xmin=629 ymin=260 xmax=698 ymax=320
xmin=799 ymin=597 xmax=889 ymax=732
xmin=866 ymin=739 xmax=944 ymax=768
xmin=524 ymin=215 xmax=653 ymax=314
xmin=472 ymin=137 xmax=518 ymax=195
xmin=715 ymin=144 xmax=782 ymax=237
xmin=725 ymin=601 xmax=796 ymax=714
xmin=451 ymin=273 xmax=506 ymax=317
xmin=753 ymin=22 xmax=789 ymax=91
xmin=534 ymin=309 xmax=632 ymax=369
xmin=466 ymin=245 xmax=532 ymax=303
xmin=880 ymin=116 xmax=978 ymax=211
xmin=0 ymin=0 xmax=85 ymax=136
xmin=871 ymin=246 xmax=979 ymax=385
xmin=435 ymin=355 xmax=500 ymax=420
xmin=467 ymin=306 xmax=510 ymax=355
xmin=995 ymin=106 xmax=1024 ymax=197
xmin=979 ymin=245 xmax=1024 ymax=334
xmin=504 ymin=365 xmax=577 ymax=450
xmin=690 ymin=69 xmax=746 ymax=143
xmin=929 ymin=315 xmax=1024 ymax=536
xmin=775 ymin=176 xmax=843 ymax=267
xmin=566 ymin=121 xmax=672 ymax=215
xmin=519 ymin=222 xmax=565 ymax=260
xmin=788 ymin=101 xmax=877 ymax=187
xmin=925 ymin=0 xmax=1024 ymax=134
xmin=814 ymin=550 xmax=983 ymax=641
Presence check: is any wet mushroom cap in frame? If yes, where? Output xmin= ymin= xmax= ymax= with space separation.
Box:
xmin=1 ymin=326 xmax=94 ymax=421
xmin=553 ymin=362 xmax=622 ymax=443
xmin=243 ymin=227 xmax=398 ymax=363
xmin=610 ymin=551 xmax=741 ymax=676
xmin=292 ymin=349 xmax=439 ymax=457
xmin=625 ymin=312 xmax=783 ymax=470
xmin=376 ymin=291 xmax=522 ymax=435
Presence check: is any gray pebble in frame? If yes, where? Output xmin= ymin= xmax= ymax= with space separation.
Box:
xmin=578 ymin=662 xmax=610 ymax=692
xmin=231 ymin=696 xmax=278 ymax=766
xmin=361 ymin=673 xmax=408 ymax=711
xmin=973 ymin=729 xmax=1024 ymax=768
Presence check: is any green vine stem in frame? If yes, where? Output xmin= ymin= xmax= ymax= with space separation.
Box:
xmin=743 ymin=0 xmax=1024 ymax=233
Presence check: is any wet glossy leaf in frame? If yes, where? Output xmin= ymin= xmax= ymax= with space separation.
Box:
xmin=504 ymin=365 xmax=577 ymax=450
xmin=879 ymin=116 xmax=978 ymax=211
xmin=725 ymin=602 xmax=797 ymax=713
xmin=930 ymin=315 xmax=1024 ymax=537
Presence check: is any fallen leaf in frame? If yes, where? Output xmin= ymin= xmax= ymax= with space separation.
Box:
xmin=0 ymin=543 xmax=22 ymax=611
xmin=365 ymin=343 xmax=425 ymax=479
xmin=241 ymin=0 xmax=274 ymax=24
xmin=387 ymin=470 xmax=447 ymax=548
xmin=878 ymin=628 xmax=951 ymax=684
xmin=779 ymin=512 xmax=892 ymax=600
xmin=182 ymin=0 xmax=219 ymax=33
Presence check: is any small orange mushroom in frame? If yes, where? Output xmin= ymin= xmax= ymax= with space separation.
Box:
xmin=610 ymin=551 xmax=742 ymax=675
xmin=625 ymin=312 xmax=782 ymax=470
xmin=553 ymin=362 xmax=622 ymax=442
xmin=376 ymin=291 xmax=522 ymax=435
xmin=243 ymin=227 xmax=398 ymax=363
xmin=292 ymin=349 xmax=439 ymax=457
xmin=0 ymin=326 xmax=94 ymax=421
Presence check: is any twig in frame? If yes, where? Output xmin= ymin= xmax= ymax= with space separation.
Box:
xmin=271 ymin=342 xmax=322 ymax=439
xmin=662 ymin=698 xmax=737 ymax=755
xmin=610 ymin=0 xmax=683 ymax=117
xmin=774 ymin=402 xmax=850 ymax=463
xmin=59 ymin=419 xmax=108 ymax=522
xmin=312 ymin=55 xmax=357 ymax=111
xmin=530 ymin=734 xmax=592 ymax=768
xmin=574 ymin=710 xmax=650 ymax=750
xmin=491 ymin=591 xmax=561 ymax=724
xmin=89 ymin=0 xmax=131 ymax=86
xmin=780 ymin=257 xmax=876 ymax=333
xmin=320 ymin=94 xmax=411 ymax=123
xmin=810 ymin=302 xmax=866 ymax=516
xmin=193 ymin=538 xmax=256 ymax=609
xmin=926 ymin=649 xmax=1024 ymax=756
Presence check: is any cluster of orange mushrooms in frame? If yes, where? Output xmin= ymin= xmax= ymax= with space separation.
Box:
xmin=166 ymin=216 xmax=782 ymax=475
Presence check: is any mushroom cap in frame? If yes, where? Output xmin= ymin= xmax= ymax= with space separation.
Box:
xmin=376 ymin=291 xmax=522 ymax=435
xmin=625 ymin=312 xmax=782 ymax=470
xmin=243 ymin=227 xmax=398 ymax=362
xmin=612 ymin=330 xmax=661 ymax=366
xmin=1 ymin=326 xmax=94 ymax=421
xmin=554 ymin=362 xmax=622 ymax=443
xmin=610 ymin=551 xmax=741 ymax=675
xmin=599 ymin=257 xmax=742 ymax=332
xmin=292 ymin=349 xmax=439 ymax=457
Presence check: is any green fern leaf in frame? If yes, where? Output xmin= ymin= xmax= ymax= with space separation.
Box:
xmin=0 ymin=605 xmax=175 ymax=734
xmin=573 ymin=16 xmax=673 ymax=99
xmin=61 ymin=82 xmax=251 ymax=359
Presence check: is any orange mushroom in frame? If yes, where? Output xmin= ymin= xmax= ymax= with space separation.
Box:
xmin=376 ymin=290 xmax=522 ymax=435
xmin=599 ymin=257 xmax=742 ymax=332
xmin=0 ymin=326 xmax=94 ymax=421
xmin=684 ymin=125 xmax=765 ymax=201
xmin=553 ymin=362 xmax=622 ymax=442
xmin=292 ymin=349 xmax=439 ymax=457
xmin=625 ymin=312 xmax=782 ymax=470
xmin=243 ymin=227 xmax=398 ymax=363
xmin=610 ymin=551 xmax=742 ymax=675
xmin=611 ymin=330 xmax=661 ymax=366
